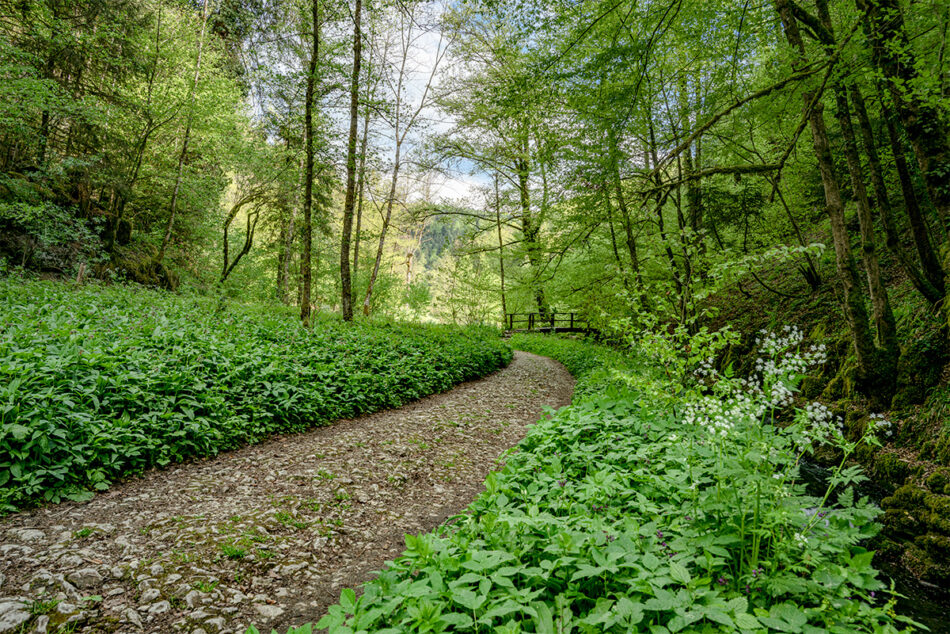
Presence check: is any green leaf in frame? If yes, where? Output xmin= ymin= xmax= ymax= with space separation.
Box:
xmin=735 ymin=613 xmax=761 ymax=630
xmin=669 ymin=561 xmax=691 ymax=585
xmin=451 ymin=589 xmax=485 ymax=611
xmin=6 ymin=424 xmax=29 ymax=440
xmin=440 ymin=612 xmax=473 ymax=628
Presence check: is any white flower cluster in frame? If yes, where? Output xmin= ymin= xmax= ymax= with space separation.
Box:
xmin=683 ymin=392 xmax=765 ymax=438
xmin=796 ymin=401 xmax=844 ymax=450
xmin=684 ymin=326 xmax=831 ymax=440
xmin=754 ymin=328 xmax=826 ymax=377
xmin=748 ymin=327 xmax=827 ymax=408
xmin=868 ymin=413 xmax=895 ymax=439
xmin=770 ymin=381 xmax=795 ymax=408
xmin=756 ymin=325 xmax=804 ymax=355
xmin=693 ymin=357 xmax=717 ymax=380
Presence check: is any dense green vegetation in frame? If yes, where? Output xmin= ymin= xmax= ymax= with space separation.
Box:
xmin=0 ymin=280 xmax=510 ymax=510
xmin=299 ymin=334 xmax=912 ymax=633
xmin=5 ymin=0 xmax=950 ymax=609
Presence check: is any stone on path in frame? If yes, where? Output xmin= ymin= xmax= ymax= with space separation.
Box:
xmin=0 ymin=599 xmax=29 ymax=634
xmin=66 ymin=568 xmax=102 ymax=589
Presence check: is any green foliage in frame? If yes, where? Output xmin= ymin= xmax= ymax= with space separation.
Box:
xmin=508 ymin=334 xmax=660 ymax=403
xmin=0 ymin=280 xmax=511 ymax=509
xmin=0 ymin=200 xmax=103 ymax=271
xmin=287 ymin=335 xmax=912 ymax=634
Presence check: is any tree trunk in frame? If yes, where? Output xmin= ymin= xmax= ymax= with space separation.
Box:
xmin=775 ymin=0 xmax=880 ymax=392
xmin=647 ymin=116 xmax=684 ymax=303
xmin=831 ymin=87 xmax=898 ymax=357
xmin=857 ymin=0 xmax=950 ymax=235
xmin=816 ymin=0 xmax=897 ymax=359
xmin=301 ymin=0 xmax=320 ymax=326
xmin=514 ymin=127 xmax=545 ymax=316
xmin=517 ymin=155 xmax=545 ymax=317
xmin=612 ymin=156 xmax=644 ymax=299
xmin=362 ymin=139 xmax=400 ymax=317
xmin=158 ymin=0 xmax=210 ymax=265
xmin=221 ymin=211 xmax=259 ymax=283
xmin=353 ymin=100 xmax=371 ymax=293
xmin=769 ymin=177 xmax=821 ymax=289
xmin=495 ymin=173 xmax=507 ymax=323
xmin=603 ymin=189 xmax=627 ymax=281
xmin=850 ymin=83 xmax=944 ymax=304
xmin=340 ymin=0 xmax=362 ymax=322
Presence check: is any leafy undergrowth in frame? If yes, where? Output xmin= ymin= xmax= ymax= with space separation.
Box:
xmin=0 ymin=279 xmax=511 ymax=509
xmin=254 ymin=331 xmax=917 ymax=634
xmin=507 ymin=334 xmax=646 ymax=402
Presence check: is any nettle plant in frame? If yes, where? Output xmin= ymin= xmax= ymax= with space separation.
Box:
xmin=299 ymin=329 xmax=912 ymax=633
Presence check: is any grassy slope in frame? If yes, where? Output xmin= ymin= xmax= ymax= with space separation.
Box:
xmin=0 ymin=279 xmax=512 ymax=509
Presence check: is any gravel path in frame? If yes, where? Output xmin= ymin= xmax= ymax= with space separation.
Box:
xmin=0 ymin=351 xmax=574 ymax=634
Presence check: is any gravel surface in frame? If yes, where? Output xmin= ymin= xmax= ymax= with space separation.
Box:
xmin=0 ymin=351 xmax=574 ymax=634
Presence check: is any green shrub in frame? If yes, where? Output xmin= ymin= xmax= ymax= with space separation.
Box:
xmin=0 ymin=280 xmax=511 ymax=509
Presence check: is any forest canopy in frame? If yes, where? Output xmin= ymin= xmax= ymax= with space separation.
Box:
xmin=2 ymin=0 xmax=950 ymax=406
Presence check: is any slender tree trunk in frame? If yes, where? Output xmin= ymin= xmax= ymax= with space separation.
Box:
xmin=851 ymin=83 xmax=944 ymax=304
xmin=110 ymin=9 xmax=163 ymax=254
xmin=612 ymin=155 xmax=644 ymax=296
xmin=648 ymin=117 xmax=684 ymax=302
xmin=362 ymin=141 xmax=400 ymax=316
xmin=769 ymin=177 xmax=821 ymax=288
xmin=221 ymin=211 xmax=259 ymax=283
xmin=495 ymin=173 xmax=507 ymax=323
xmin=340 ymin=0 xmax=362 ymax=321
xmin=832 ymin=87 xmax=898 ymax=355
xmin=158 ymin=0 xmax=210 ymax=265
xmin=301 ymin=0 xmax=320 ymax=326
xmin=353 ymin=101 xmax=370 ymax=291
xmin=816 ymin=0 xmax=897 ymax=358
xmin=775 ymin=0 xmax=880 ymax=391
xmin=857 ymin=0 xmax=950 ymax=235
xmin=603 ymin=189 xmax=627 ymax=281
xmin=517 ymin=154 xmax=545 ymax=317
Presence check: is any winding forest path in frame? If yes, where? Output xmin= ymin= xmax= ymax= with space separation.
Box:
xmin=0 ymin=351 xmax=574 ymax=634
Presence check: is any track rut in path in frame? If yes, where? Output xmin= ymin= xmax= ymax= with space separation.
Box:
xmin=0 ymin=350 xmax=574 ymax=634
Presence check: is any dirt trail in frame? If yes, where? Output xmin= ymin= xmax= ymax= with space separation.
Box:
xmin=0 ymin=351 xmax=573 ymax=634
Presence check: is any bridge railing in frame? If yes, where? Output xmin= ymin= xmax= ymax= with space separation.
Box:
xmin=505 ymin=312 xmax=590 ymax=332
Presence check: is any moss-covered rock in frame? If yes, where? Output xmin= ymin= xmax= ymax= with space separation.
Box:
xmin=821 ymin=358 xmax=858 ymax=402
xmin=882 ymin=507 xmax=925 ymax=537
xmin=871 ymin=452 xmax=911 ymax=492
xmin=869 ymin=535 xmax=904 ymax=560
xmin=926 ymin=469 xmax=950 ymax=493
xmin=891 ymin=328 xmax=948 ymax=410
xmin=928 ymin=427 xmax=950 ymax=466
xmin=882 ymin=484 xmax=929 ymax=536
xmin=903 ymin=542 xmax=950 ymax=585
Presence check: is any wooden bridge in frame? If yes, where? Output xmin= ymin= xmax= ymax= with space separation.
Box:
xmin=505 ymin=312 xmax=592 ymax=334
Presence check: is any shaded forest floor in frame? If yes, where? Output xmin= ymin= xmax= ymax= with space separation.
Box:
xmin=0 ymin=351 xmax=574 ymax=634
